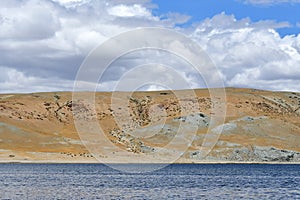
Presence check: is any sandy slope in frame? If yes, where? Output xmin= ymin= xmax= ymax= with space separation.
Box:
xmin=0 ymin=88 xmax=300 ymax=163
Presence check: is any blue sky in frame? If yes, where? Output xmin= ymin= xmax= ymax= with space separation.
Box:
xmin=152 ymin=0 xmax=300 ymax=36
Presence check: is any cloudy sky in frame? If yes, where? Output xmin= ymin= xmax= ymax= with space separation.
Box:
xmin=1 ymin=0 xmax=300 ymax=93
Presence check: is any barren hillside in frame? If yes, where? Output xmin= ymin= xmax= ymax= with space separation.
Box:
xmin=0 ymin=88 xmax=300 ymax=163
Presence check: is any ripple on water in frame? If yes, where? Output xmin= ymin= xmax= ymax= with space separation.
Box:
xmin=0 ymin=164 xmax=300 ymax=199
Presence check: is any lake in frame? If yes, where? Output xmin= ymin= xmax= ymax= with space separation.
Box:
xmin=0 ymin=164 xmax=299 ymax=199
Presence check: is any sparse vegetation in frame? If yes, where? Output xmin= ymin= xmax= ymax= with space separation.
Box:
xmin=0 ymin=88 xmax=299 ymax=162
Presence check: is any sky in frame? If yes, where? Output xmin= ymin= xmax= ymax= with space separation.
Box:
xmin=0 ymin=0 xmax=300 ymax=93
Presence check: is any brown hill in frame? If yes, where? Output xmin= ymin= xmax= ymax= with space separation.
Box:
xmin=0 ymin=88 xmax=300 ymax=163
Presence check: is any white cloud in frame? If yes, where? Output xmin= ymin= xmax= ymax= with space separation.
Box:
xmin=51 ymin=0 xmax=92 ymax=8
xmin=0 ymin=66 xmax=74 ymax=93
xmin=0 ymin=0 xmax=300 ymax=93
xmin=0 ymin=0 xmax=60 ymax=40
xmin=108 ymin=4 xmax=155 ymax=19
xmin=189 ymin=13 xmax=300 ymax=91
xmin=0 ymin=0 xmax=193 ymax=93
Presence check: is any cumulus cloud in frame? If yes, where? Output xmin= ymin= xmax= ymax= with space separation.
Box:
xmin=190 ymin=13 xmax=300 ymax=91
xmin=0 ymin=0 xmax=194 ymax=93
xmin=0 ymin=0 xmax=300 ymax=93
xmin=107 ymin=4 xmax=154 ymax=18
xmin=0 ymin=0 xmax=60 ymax=40
xmin=0 ymin=66 xmax=74 ymax=93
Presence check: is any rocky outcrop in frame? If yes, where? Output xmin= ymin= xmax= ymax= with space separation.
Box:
xmin=129 ymin=96 xmax=152 ymax=126
xmin=191 ymin=146 xmax=300 ymax=162
xmin=109 ymin=128 xmax=155 ymax=153
xmin=225 ymin=146 xmax=300 ymax=162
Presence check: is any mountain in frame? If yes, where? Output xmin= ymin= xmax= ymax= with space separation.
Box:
xmin=0 ymin=88 xmax=300 ymax=163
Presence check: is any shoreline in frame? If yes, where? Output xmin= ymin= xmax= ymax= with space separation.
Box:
xmin=0 ymin=160 xmax=300 ymax=164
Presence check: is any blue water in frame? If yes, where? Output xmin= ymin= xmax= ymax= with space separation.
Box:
xmin=0 ymin=164 xmax=299 ymax=199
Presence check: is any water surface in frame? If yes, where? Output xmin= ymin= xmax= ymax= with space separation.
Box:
xmin=0 ymin=164 xmax=299 ymax=199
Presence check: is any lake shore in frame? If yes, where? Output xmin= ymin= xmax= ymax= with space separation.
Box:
xmin=1 ymin=159 xmax=300 ymax=164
